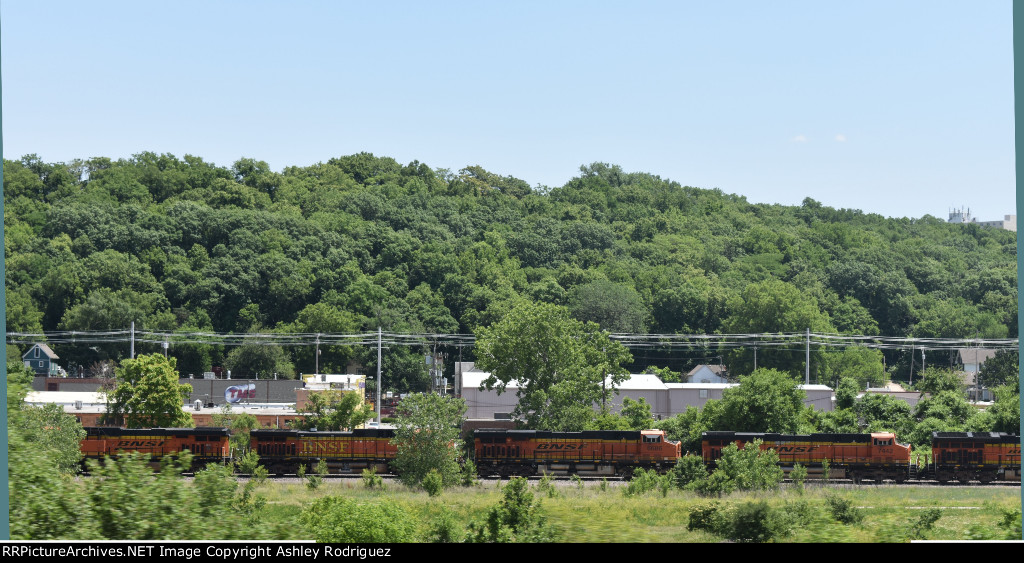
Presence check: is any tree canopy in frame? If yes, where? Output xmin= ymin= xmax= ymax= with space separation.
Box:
xmin=475 ymin=301 xmax=632 ymax=431
xmin=106 ymin=354 xmax=194 ymax=428
xmin=391 ymin=393 xmax=467 ymax=488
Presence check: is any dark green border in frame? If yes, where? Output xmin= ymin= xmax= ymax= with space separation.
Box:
xmin=1016 ymin=0 xmax=1023 ymax=542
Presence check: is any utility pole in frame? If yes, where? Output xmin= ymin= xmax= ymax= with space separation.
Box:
xmin=805 ymin=328 xmax=810 ymax=385
xmin=376 ymin=328 xmax=382 ymax=424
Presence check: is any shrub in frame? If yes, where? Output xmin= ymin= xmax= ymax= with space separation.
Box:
xmin=790 ymin=463 xmax=807 ymax=494
xmin=670 ymin=454 xmax=708 ymax=489
xmin=461 ymin=459 xmax=478 ymax=487
xmin=301 ymin=496 xmax=417 ymax=543
xmin=687 ymin=501 xmax=726 ymax=535
xmin=429 ymin=509 xmax=462 ymax=543
xmin=727 ymin=501 xmax=787 ymax=543
xmin=909 ymin=508 xmax=942 ymax=540
xmin=235 ymin=450 xmax=262 ymax=475
xmin=825 ymin=493 xmax=863 ymax=525
xmin=422 ymin=469 xmax=444 ymax=497
xmin=1001 ymin=509 xmax=1022 ymax=540
xmin=466 ymin=477 xmax=558 ymax=543
xmin=361 ymin=467 xmax=384 ymax=490
xmin=623 ymin=467 xmax=660 ymax=497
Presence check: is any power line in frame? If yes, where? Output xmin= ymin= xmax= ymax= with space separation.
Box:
xmin=7 ymin=329 xmax=1017 ymax=352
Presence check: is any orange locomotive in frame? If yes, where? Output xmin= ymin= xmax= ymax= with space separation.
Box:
xmin=475 ymin=429 xmax=681 ymax=478
xmin=80 ymin=427 xmax=231 ymax=471
xmin=926 ymin=432 xmax=1020 ymax=483
xmin=702 ymin=431 xmax=913 ymax=483
xmin=249 ymin=428 xmax=398 ymax=475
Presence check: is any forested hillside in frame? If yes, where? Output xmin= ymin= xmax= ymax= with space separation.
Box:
xmin=3 ymin=152 xmax=1017 ymax=390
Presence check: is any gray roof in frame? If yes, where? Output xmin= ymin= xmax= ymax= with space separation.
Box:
xmin=955 ymin=348 xmax=999 ymax=365
xmin=23 ymin=343 xmax=58 ymax=360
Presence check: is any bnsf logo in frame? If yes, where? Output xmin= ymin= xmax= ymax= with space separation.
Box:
xmin=536 ymin=444 xmax=585 ymax=450
xmin=117 ymin=440 xmax=165 ymax=447
xmin=775 ymin=446 xmax=817 ymax=453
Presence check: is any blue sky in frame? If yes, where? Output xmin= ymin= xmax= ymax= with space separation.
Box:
xmin=2 ymin=1 xmax=1015 ymax=221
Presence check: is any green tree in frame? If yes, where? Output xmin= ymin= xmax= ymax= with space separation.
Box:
xmin=621 ymin=397 xmax=654 ymax=430
xmin=722 ymin=280 xmax=835 ymax=377
xmin=391 ymin=393 xmax=467 ymax=489
xmin=977 ymin=350 xmax=1019 ymax=389
xmin=717 ymin=368 xmax=805 ymax=433
xmin=291 ymin=390 xmax=374 ymax=431
xmin=567 ymin=279 xmax=649 ymax=333
xmin=106 ymin=354 xmax=193 ymax=428
xmin=855 ymin=392 xmax=913 ymax=435
xmin=222 ymin=342 xmax=296 ymax=379
xmin=916 ymin=367 xmax=965 ymax=395
xmin=475 ymin=301 xmax=632 ymax=431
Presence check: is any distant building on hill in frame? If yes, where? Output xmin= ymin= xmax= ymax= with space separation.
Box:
xmin=948 ymin=207 xmax=1016 ymax=232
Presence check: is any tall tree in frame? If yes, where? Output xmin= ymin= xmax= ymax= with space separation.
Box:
xmin=391 ymin=393 xmax=467 ymax=488
xmin=716 ymin=368 xmax=805 ymax=434
xmin=475 ymin=301 xmax=632 ymax=431
xmin=106 ymin=354 xmax=193 ymax=428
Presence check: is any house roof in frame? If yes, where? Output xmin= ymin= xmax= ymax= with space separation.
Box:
xmin=23 ymin=343 xmax=58 ymax=360
xmin=686 ymin=364 xmax=727 ymax=376
xmin=955 ymin=348 xmax=999 ymax=365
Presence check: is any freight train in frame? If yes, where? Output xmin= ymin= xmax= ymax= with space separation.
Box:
xmin=702 ymin=431 xmax=913 ymax=483
xmin=79 ymin=427 xmax=1021 ymax=483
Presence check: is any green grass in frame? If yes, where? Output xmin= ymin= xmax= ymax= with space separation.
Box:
xmin=251 ymin=479 xmax=1021 ymax=542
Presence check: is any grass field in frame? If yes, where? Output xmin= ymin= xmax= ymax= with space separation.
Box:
xmin=252 ymin=478 xmax=1022 ymax=542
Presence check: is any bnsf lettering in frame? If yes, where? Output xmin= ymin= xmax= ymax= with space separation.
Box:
xmin=536 ymin=444 xmax=585 ymax=450
xmin=117 ymin=440 xmax=165 ymax=447
xmin=775 ymin=446 xmax=817 ymax=453
xmin=300 ymin=441 xmax=348 ymax=454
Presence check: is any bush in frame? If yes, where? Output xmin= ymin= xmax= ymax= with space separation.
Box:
xmin=687 ymin=501 xmax=726 ymax=535
xmin=429 ymin=509 xmax=463 ymax=543
xmin=790 ymin=463 xmax=807 ymax=494
xmin=461 ymin=459 xmax=478 ymax=487
xmin=422 ymin=469 xmax=444 ymax=497
xmin=670 ymin=454 xmax=708 ymax=489
xmin=1001 ymin=509 xmax=1022 ymax=540
xmin=910 ymin=508 xmax=942 ymax=540
xmin=466 ymin=477 xmax=558 ymax=543
xmin=826 ymin=493 xmax=863 ymax=525
xmin=727 ymin=501 xmax=786 ymax=543
xmin=301 ymin=496 xmax=418 ymax=543
xmin=235 ymin=450 xmax=262 ymax=475
xmin=623 ymin=467 xmax=660 ymax=497
xmin=361 ymin=467 xmax=384 ymax=490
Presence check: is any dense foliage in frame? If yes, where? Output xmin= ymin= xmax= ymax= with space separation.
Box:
xmin=5 ymin=153 xmax=1017 ymax=390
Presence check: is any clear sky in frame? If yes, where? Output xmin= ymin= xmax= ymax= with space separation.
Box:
xmin=1 ymin=1 xmax=1014 ymax=221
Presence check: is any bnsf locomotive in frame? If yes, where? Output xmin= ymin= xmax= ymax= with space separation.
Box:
xmin=475 ymin=429 xmax=681 ymax=477
xmin=249 ymin=428 xmax=397 ymax=475
xmin=702 ymin=431 xmax=913 ymax=483
xmin=80 ymin=427 xmax=231 ymax=471
xmin=923 ymin=432 xmax=1021 ymax=483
